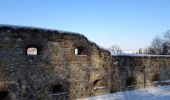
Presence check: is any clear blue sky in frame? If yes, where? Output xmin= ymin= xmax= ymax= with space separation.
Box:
xmin=1 ymin=0 xmax=170 ymax=51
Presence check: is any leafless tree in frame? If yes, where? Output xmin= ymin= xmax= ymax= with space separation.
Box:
xmin=144 ymin=30 xmax=170 ymax=55
xmin=163 ymin=30 xmax=170 ymax=40
xmin=144 ymin=36 xmax=163 ymax=55
xmin=162 ymin=30 xmax=170 ymax=54
xmin=143 ymin=46 xmax=156 ymax=54
xmin=137 ymin=48 xmax=143 ymax=54
xmin=150 ymin=35 xmax=163 ymax=54
xmin=110 ymin=44 xmax=123 ymax=54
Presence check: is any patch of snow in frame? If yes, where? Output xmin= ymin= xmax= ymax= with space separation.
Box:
xmin=78 ymin=86 xmax=170 ymax=100
xmin=157 ymin=80 xmax=170 ymax=83
xmin=93 ymin=87 xmax=107 ymax=90
xmin=52 ymin=92 xmax=68 ymax=96
xmin=112 ymin=53 xmax=170 ymax=57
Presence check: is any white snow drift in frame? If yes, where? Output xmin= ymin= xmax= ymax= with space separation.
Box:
xmin=79 ymin=86 xmax=170 ymax=100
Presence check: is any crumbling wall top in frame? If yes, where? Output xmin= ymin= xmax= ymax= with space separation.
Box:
xmin=0 ymin=24 xmax=88 ymax=40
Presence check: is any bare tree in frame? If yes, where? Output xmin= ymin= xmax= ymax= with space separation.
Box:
xmin=163 ymin=30 xmax=170 ymax=54
xmin=163 ymin=30 xmax=170 ymax=40
xmin=151 ymin=36 xmax=163 ymax=54
xmin=137 ymin=48 xmax=143 ymax=54
xmin=144 ymin=30 xmax=170 ymax=55
xmin=110 ymin=44 xmax=123 ymax=54
xmin=144 ymin=36 xmax=163 ymax=55
xmin=162 ymin=42 xmax=169 ymax=55
xmin=143 ymin=46 xmax=155 ymax=54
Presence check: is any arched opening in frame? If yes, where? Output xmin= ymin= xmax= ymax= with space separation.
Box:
xmin=52 ymin=84 xmax=68 ymax=96
xmin=0 ymin=83 xmax=9 ymax=100
xmin=126 ymin=76 xmax=136 ymax=87
xmin=151 ymin=73 xmax=160 ymax=82
xmin=51 ymin=84 xmax=69 ymax=99
xmin=75 ymin=46 xmax=88 ymax=55
xmin=0 ymin=91 xmax=9 ymax=100
xmin=93 ymin=79 xmax=106 ymax=89
xmin=27 ymin=47 xmax=37 ymax=55
xmin=93 ymin=79 xmax=101 ymax=86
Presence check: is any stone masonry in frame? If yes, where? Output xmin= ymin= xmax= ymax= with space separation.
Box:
xmin=0 ymin=25 xmax=112 ymax=100
xmin=1 ymin=25 xmax=170 ymax=100
xmin=111 ymin=55 xmax=170 ymax=93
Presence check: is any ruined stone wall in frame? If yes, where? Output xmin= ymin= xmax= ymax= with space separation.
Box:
xmin=0 ymin=25 xmax=112 ymax=100
xmin=4 ymin=25 xmax=170 ymax=99
xmin=111 ymin=55 xmax=170 ymax=92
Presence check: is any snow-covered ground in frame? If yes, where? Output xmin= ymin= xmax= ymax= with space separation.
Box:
xmin=79 ymin=86 xmax=170 ymax=100
xmin=112 ymin=53 xmax=170 ymax=57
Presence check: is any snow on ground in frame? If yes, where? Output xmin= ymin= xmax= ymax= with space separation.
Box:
xmin=78 ymin=86 xmax=170 ymax=100
xmin=112 ymin=53 xmax=170 ymax=57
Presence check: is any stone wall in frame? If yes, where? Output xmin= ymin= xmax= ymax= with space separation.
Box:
xmin=2 ymin=25 xmax=170 ymax=100
xmin=0 ymin=25 xmax=112 ymax=100
xmin=111 ymin=55 xmax=170 ymax=92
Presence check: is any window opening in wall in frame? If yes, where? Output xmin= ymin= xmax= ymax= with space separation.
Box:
xmin=0 ymin=83 xmax=9 ymax=99
xmin=75 ymin=46 xmax=87 ymax=55
xmin=0 ymin=91 xmax=9 ymax=100
xmin=126 ymin=77 xmax=136 ymax=87
xmin=75 ymin=48 xmax=78 ymax=55
xmin=93 ymin=79 xmax=106 ymax=89
xmin=93 ymin=79 xmax=101 ymax=86
xmin=27 ymin=47 xmax=37 ymax=55
xmin=52 ymin=84 xmax=67 ymax=96
xmin=151 ymin=73 xmax=160 ymax=82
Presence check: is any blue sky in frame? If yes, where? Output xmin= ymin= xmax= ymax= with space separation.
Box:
xmin=1 ymin=0 xmax=170 ymax=51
